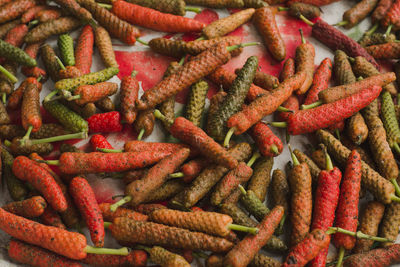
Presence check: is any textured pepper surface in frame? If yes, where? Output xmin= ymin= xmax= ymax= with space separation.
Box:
xmin=342 ymin=0 xmax=379 ymax=29
xmin=186 ymin=36 xmax=243 ymax=57
xmin=253 ymin=6 xmax=286 ymax=61
xmin=247 ymin=157 xmax=273 ymax=201
xmin=58 ymin=34 xmax=75 ymax=67
xmin=21 ymin=81 xmax=42 ymax=132
xmin=372 ymin=0 xmax=392 ymax=22
xmin=133 ymin=109 xmax=155 ymax=137
xmin=9 ymin=138 xmax=53 ymax=156
xmin=0 ymin=101 xmax=10 ymax=125
xmin=0 ymin=38 xmax=36 ymax=67
xmin=74 ymin=82 xmax=118 ymax=105
xmin=75 ymin=25 xmax=94 ymax=74
xmin=185 ymin=0 xmax=244 ymax=8
xmin=149 ymin=246 xmax=190 ymax=267
xmin=379 ymin=202 xmax=400 ymax=247
xmin=94 ymin=26 xmax=119 ymax=68
xmin=2 ymin=196 xmax=46 ymax=218
xmin=99 ymin=203 xmax=148 ymax=222
xmin=25 ymin=17 xmax=82 ymax=44
xmin=185 ymin=80 xmax=209 ymax=127
xmin=250 ymin=122 xmax=283 ymax=157
xmin=82 ymin=250 xmax=147 ymax=267
xmin=0 ymin=0 xmax=37 ymax=24
xmin=126 ymin=0 xmax=186 ymax=15
xmin=344 ymin=244 xmax=400 ymax=267
xmin=110 ymin=218 xmax=234 ymax=252
xmin=303 ymin=58 xmax=332 ymax=105
xmin=0 ymin=208 xmax=87 ymax=260
xmin=40 ymin=44 xmax=62 ymax=82
xmin=240 ymin=189 xmax=270 ymax=222
xmin=148 ymin=38 xmax=186 ymax=58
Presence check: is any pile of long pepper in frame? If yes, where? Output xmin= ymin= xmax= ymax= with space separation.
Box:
xmin=3 ymin=0 xmax=400 ymax=267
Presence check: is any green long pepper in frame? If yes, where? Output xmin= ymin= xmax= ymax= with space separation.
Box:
xmin=54 ymin=67 xmax=119 ymax=92
xmin=0 ymin=39 xmax=36 ymax=67
xmin=43 ymin=100 xmax=88 ymax=133
xmin=381 ymin=91 xmax=400 ymax=154
xmin=58 ymin=34 xmax=75 ymax=67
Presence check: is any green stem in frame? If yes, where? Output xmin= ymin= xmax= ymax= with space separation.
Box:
xmin=136 ymin=38 xmax=148 ymax=46
xmin=85 ymin=245 xmax=129 ymax=256
xmin=185 ymin=6 xmax=201 ymax=13
xmin=224 ymin=127 xmax=236 ymax=148
xmin=285 ymin=130 xmax=290 ymax=144
xmin=97 ymin=3 xmax=112 ymax=9
xmin=327 ymin=256 xmax=351 ymax=266
xmin=36 ymin=159 xmax=60 ymax=165
xmin=0 ymin=65 xmax=17 ymax=84
xmin=154 ymin=109 xmax=174 ymax=125
xmin=137 ymin=128 xmax=145 ymax=141
xmin=365 ymin=23 xmax=379 ymax=36
xmin=391 ymin=179 xmax=400 ymax=197
xmin=299 ymin=14 xmax=314 ymax=26
xmin=20 ymin=126 xmax=33 ymax=144
xmin=277 ymin=6 xmax=289 ymax=11
xmin=347 ymin=56 xmax=355 ymax=63
xmin=169 ymin=172 xmax=184 ymax=178
xmin=247 ymin=151 xmax=261 ymax=167
xmin=276 ymin=106 xmax=294 ymax=113
xmin=3 ymin=140 xmax=11 ymax=147
xmin=270 ymin=145 xmax=279 ymax=155
xmin=97 ymin=147 xmax=124 ymax=153
xmin=288 ymin=144 xmax=300 ymax=166
xmin=385 ymin=24 xmax=393 ymax=37
xmin=324 ymin=147 xmax=333 ymax=171
xmin=276 ymin=214 xmax=286 ymax=236
xmin=66 ymin=95 xmax=81 ymax=101
xmin=29 ymin=20 xmax=39 ymax=27
xmin=336 ymin=247 xmax=345 ymax=267
xmin=103 ymin=222 xmax=112 ymax=228
xmin=268 ymin=121 xmax=287 ymax=128
xmin=355 ymin=135 xmax=363 ymax=145
xmin=28 ymin=132 xmax=88 ymax=146
xmin=228 ymin=224 xmax=259 ymax=235
xmin=44 ymin=90 xmax=59 ymax=102
xmin=393 ymin=142 xmax=400 ymax=155
xmin=238 ymin=185 xmax=247 ymax=195
xmin=326 ymin=227 xmax=394 ymax=242
xmin=334 ymin=21 xmax=348 ymax=26
xmin=391 ymin=194 xmax=400 ymax=203
xmin=299 ymin=29 xmax=305 ymax=44
xmin=135 ymin=245 xmax=151 ymax=253
xmin=131 ymin=70 xmax=138 ymax=77
xmin=301 ymin=100 xmax=323 ymax=110
xmin=55 ymin=56 xmax=66 ymax=70
xmin=226 ymin=42 xmax=260 ymax=52
xmin=335 ymin=128 xmax=341 ymax=141
xmin=178 ymin=56 xmax=185 ymax=65
xmin=109 ymin=196 xmax=132 ymax=212
xmin=195 ymin=36 xmax=205 ymax=41
xmin=1 ymin=92 xmax=5 ymax=104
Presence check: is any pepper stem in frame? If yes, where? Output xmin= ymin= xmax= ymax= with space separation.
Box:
xmin=27 ymin=132 xmax=88 ymax=146
xmin=224 ymin=127 xmax=236 ymax=148
xmin=268 ymin=121 xmax=287 ymax=128
xmin=228 ymin=224 xmax=259 ymax=235
xmin=1 ymin=92 xmax=5 ymax=104
xmin=66 ymin=95 xmax=81 ymax=101
xmin=335 ymin=129 xmax=341 ymax=141
xmin=20 ymin=125 xmax=33 ymax=145
xmin=35 ymin=159 xmax=60 ymax=165
xmin=85 ymin=245 xmax=129 ymax=256
xmin=336 ymin=246 xmax=345 ymax=267
xmin=275 ymin=214 xmax=286 ymax=235
xmin=270 ymin=145 xmax=279 ymax=155
xmin=391 ymin=179 xmax=400 ymax=197
xmin=109 ymin=196 xmax=132 ymax=212
xmin=0 ymin=65 xmax=17 ymax=84
xmin=55 ymin=56 xmax=66 ymax=70
xmin=185 ymin=6 xmax=201 ymax=13
xmin=136 ymin=38 xmax=148 ymax=46
xmin=97 ymin=147 xmax=124 ymax=153
xmin=324 ymin=147 xmax=333 ymax=171
xmin=131 ymin=70 xmax=138 ymax=77
xmin=277 ymin=6 xmax=289 ymax=11
xmin=137 ymin=128 xmax=145 ymax=141
xmin=247 ymin=151 xmax=261 ymax=167
xmin=276 ymin=106 xmax=294 ymax=113
xmin=29 ymin=20 xmax=39 ymax=27
xmin=327 ymin=227 xmax=394 ymax=242
xmin=103 ymin=222 xmax=112 ymax=228
xmin=385 ymin=24 xmax=393 ymax=37
xmin=3 ymin=140 xmax=11 ymax=146
xmin=334 ymin=21 xmax=348 ymax=26
xmin=169 ymin=172 xmax=184 ymax=178
xmin=299 ymin=15 xmax=314 ymax=26
xmin=286 ymin=130 xmax=290 ymax=143
xmin=347 ymin=56 xmax=355 ymax=63
xmin=365 ymin=23 xmax=379 ymax=36
xmin=97 ymin=3 xmax=112 ymax=9
xmin=195 ymin=36 xmax=205 ymax=41
xmin=238 ymin=185 xmax=247 ymax=195
xmin=391 ymin=194 xmax=400 ymax=203
xmin=288 ymin=144 xmax=300 ymax=166
xmin=299 ymin=29 xmax=306 ymax=44
xmin=393 ymin=142 xmax=400 ymax=155
xmin=154 ymin=109 xmax=174 ymax=125
xmin=178 ymin=56 xmax=185 ymax=65
xmin=226 ymin=42 xmax=260 ymax=52
xmin=44 ymin=90 xmax=59 ymax=102
xmin=301 ymin=100 xmax=323 ymax=110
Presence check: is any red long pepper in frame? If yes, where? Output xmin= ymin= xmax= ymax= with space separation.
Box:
xmin=90 ymin=134 xmax=114 ymax=151
xmin=303 ymin=58 xmax=332 ymax=105
xmin=249 ymin=122 xmax=283 ymax=157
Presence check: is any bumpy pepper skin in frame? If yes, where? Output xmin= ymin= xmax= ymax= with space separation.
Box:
xmin=150 ymin=246 xmax=190 ymax=267
xmin=94 ymin=26 xmax=119 ymax=68
xmin=24 ymin=17 xmax=82 ymax=44
xmin=110 ymin=218 xmax=234 ymax=252
xmin=21 ymin=81 xmax=42 ymax=133
xmin=316 ymin=129 xmax=395 ymax=204
xmin=202 ymin=8 xmax=255 ymax=39
xmin=303 ymin=58 xmax=332 ymax=105
xmin=247 ymin=157 xmax=273 ymax=201
xmin=133 ymin=109 xmax=155 ymax=138
xmin=250 ymin=122 xmax=283 ymax=157
xmin=379 ymin=202 xmax=400 ymax=247
xmin=58 ymin=34 xmax=75 ymax=67
xmin=75 ymin=25 xmax=94 ymax=74
xmin=344 ymin=244 xmax=400 ymax=267
xmin=270 ymin=169 xmax=290 ymax=215
xmin=43 ymin=100 xmax=89 ymax=133
xmin=82 ymin=249 xmax=147 ymax=267
xmin=372 ymin=0 xmax=393 ymax=23
xmin=381 ymin=0 xmax=400 ymax=30
xmin=12 ymin=156 xmax=67 ymax=212
xmin=2 ymin=196 xmax=46 ymax=218
xmin=70 ymin=176 xmax=104 ymax=248
xmin=40 ymin=44 xmax=62 ymax=82
xmin=125 ymin=0 xmax=187 ymax=15
xmin=185 ymin=0 xmax=244 ymax=8
xmin=353 ymin=201 xmax=385 ymax=253
xmin=287 ymin=2 xmax=321 ymax=19
xmin=0 ymin=19 xmax=21 ymax=39
xmin=0 ymin=0 xmax=37 ymax=24
xmin=240 ymin=189 xmax=270 ymax=222
xmin=0 ymin=101 xmax=10 ymax=125
xmin=359 ymin=33 xmax=396 ymax=47
xmin=185 ymin=80 xmax=209 ymax=127
xmin=289 ymin=162 xmax=312 ymax=246
xmin=74 ymin=82 xmax=118 ymax=105
xmin=341 ymin=0 xmax=379 ymax=29
xmin=0 ymin=38 xmax=36 ymax=67
xmin=208 ymin=56 xmax=258 ymax=141
xmin=381 ymin=91 xmax=400 ymax=150
xmin=293 ymin=149 xmax=321 ymax=183
xmin=186 ymin=36 xmax=243 ymax=57
xmin=295 ymin=40 xmax=315 ymax=94
xmin=2 ymin=149 xmax=28 ymax=201
xmin=253 ymin=7 xmax=286 ymax=61
xmin=148 ymin=38 xmax=187 ymax=58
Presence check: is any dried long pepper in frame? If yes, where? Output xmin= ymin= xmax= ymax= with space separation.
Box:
xmin=2 ymin=196 xmax=46 ymax=218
